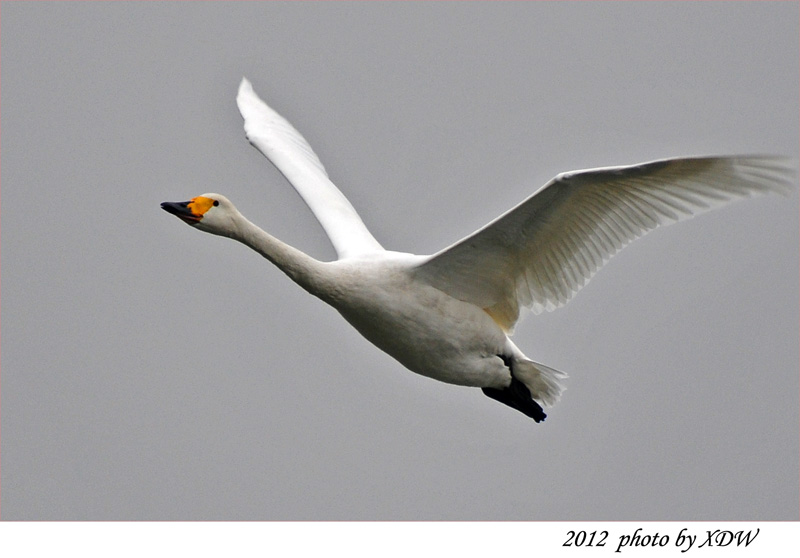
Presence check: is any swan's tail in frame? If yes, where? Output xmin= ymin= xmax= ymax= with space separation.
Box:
xmin=512 ymin=359 xmax=568 ymax=407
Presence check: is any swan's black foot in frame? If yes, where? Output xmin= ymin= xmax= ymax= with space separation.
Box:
xmin=482 ymin=375 xmax=547 ymax=423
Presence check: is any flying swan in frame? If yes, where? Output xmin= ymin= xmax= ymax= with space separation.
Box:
xmin=162 ymin=77 xmax=794 ymax=422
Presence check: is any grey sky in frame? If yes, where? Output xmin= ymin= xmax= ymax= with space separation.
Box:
xmin=2 ymin=2 xmax=797 ymax=520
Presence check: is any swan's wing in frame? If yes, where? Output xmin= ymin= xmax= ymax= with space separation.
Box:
xmin=413 ymin=156 xmax=796 ymax=332
xmin=236 ymin=77 xmax=383 ymax=259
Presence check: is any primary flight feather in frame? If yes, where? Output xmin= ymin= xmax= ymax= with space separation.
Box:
xmin=161 ymin=77 xmax=794 ymax=422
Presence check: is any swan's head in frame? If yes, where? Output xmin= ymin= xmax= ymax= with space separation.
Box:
xmin=161 ymin=193 xmax=239 ymax=237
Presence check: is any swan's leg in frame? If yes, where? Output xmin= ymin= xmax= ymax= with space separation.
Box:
xmin=481 ymin=355 xmax=547 ymax=422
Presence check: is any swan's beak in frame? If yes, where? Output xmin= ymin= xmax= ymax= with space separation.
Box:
xmin=161 ymin=201 xmax=202 ymax=225
xmin=161 ymin=196 xmax=216 ymax=225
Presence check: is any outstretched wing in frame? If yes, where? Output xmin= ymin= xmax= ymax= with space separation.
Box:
xmin=236 ymin=77 xmax=383 ymax=259
xmin=413 ymin=156 xmax=796 ymax=332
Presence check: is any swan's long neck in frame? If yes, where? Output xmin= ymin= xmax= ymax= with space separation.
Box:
xmin=228 ymin=214 xmax=330 ymax=295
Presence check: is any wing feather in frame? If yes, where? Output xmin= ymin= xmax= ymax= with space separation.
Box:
xmin=236 ymin=78 xmax=383 ymax=259
xmin=413 ymin=156 xmax=796 ymax=331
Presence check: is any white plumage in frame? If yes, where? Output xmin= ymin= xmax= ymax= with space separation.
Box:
xmin=161 ymin=77 xmax=795 ymax=422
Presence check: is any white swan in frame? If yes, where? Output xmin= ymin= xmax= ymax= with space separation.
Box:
xmin=162 ymin=77 xmax=795 ymax=422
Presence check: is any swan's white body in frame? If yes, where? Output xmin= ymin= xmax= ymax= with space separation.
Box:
xmin=319 ymin=252 xmax=533 ymax=390
xmin=162 ymin=77 xmax=795 ymax=422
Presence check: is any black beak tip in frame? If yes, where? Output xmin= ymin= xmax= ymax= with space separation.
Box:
xmin=161 ymin=201 xmax=180 ymax=215
xmin=161 ymin=200 xmax=200 ymax=224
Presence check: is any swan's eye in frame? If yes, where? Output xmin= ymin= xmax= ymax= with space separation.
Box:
xmin=213 ymin=200 xmax=219 ymax=206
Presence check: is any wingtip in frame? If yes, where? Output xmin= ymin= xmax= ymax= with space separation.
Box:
xmin=238 ymin=76 xmax=253 ymax=94
xmin=236 ymin=77 xmax=258 ymax=120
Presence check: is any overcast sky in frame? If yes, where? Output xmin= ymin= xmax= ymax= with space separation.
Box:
xmin=2 ymin=2 xmax=798 ymax=521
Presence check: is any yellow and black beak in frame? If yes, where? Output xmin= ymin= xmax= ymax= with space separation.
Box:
xmin=161 ymin=196 xmax=216 ymax=225
xmin=161 ymin=200 xmax=201 ymax=224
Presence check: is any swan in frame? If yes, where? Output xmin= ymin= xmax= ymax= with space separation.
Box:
xmin=161 ymin=77 xmax=795 ymax=422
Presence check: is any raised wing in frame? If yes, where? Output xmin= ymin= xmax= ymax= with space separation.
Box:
xmin=236 ymin=78 xmax=383 ymax=259
xmin=413 ymin=156 xmax=796 ymax=332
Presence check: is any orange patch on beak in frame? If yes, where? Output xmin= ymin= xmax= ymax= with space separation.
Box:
xmin=187 ymin=196 xmax=216 ymax=218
